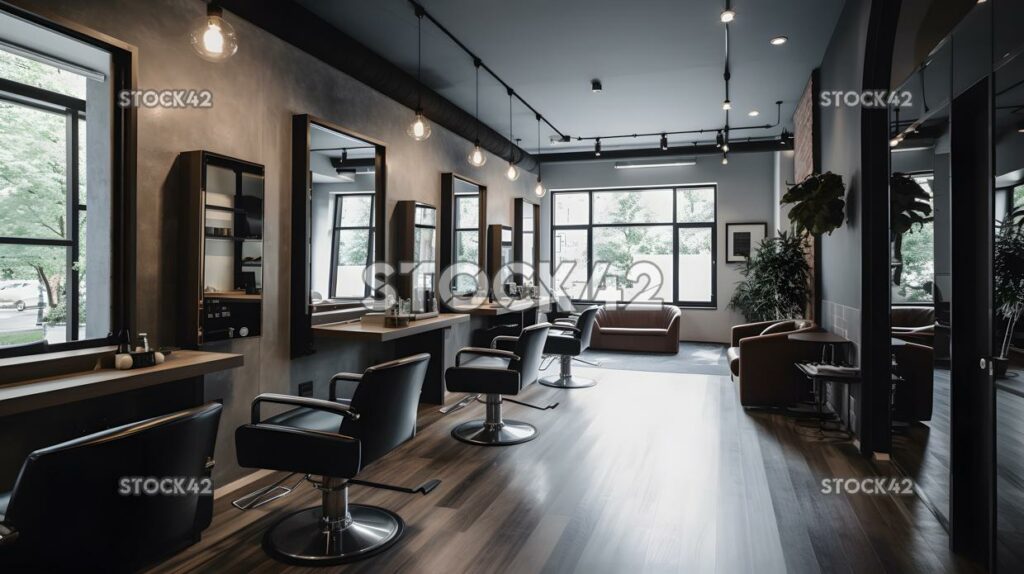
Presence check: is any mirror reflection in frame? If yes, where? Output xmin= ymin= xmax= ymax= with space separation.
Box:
xmin=308 ymin=124 xmax=380 ymax=305
xmin=442 ymin=174 xmax=486 ymax=298
xmin=888 ymin=61 xmax=951 ymax=524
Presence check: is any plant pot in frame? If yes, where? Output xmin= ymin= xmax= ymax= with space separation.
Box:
xmin=994 ymin=357 xmax=1010 ymax=379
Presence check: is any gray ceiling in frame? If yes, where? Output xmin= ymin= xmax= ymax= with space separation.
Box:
xmin=295 ymin=0 xmax=844 ymax=153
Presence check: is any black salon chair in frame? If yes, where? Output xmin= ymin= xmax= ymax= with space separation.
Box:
xmin=541 ymin=305 xmax=600 ymax=389
xmin=445 ymin=322 xmax=555 ymax=446
xmin=235 ymin=353 xmax=437 ymax=565
xmin=0 ymin=402 xmax=222 ymax=571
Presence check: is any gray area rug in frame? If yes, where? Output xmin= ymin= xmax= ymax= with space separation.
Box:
xmin=575 ymin=342 xmax=730 ymax=376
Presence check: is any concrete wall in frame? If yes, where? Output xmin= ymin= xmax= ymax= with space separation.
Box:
xmin=15 ymin=0 xmax=540 ymax=484
xmin=540 ymin=151 xmax=781 ymax=343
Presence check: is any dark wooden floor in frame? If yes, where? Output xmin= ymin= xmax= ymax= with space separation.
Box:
xmin=891 ymin=368 xmax=952 ymax=524
xmin=150 ymin=367 xmax=982 ymax=574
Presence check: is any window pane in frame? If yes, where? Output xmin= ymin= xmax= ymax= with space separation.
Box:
xmin=676 ymin=187 xmax=715 ymax=223
xmin=333 ymin=229 xmax=369 ymax=298
xmin=337 ymin=195 xmax=373 ymax=227
xmin=892 ymin=174 xmax=934 ymax=303
xmin=415 ymin=205 xmax=435 ymax=226
xmin=593 ymin=226 xmax=673 ymax=302
xmin=0 ymin=49 xmax=86 ymax=99
xmin=553 ymin=193 xmax=589 ymax=226
xmin=593 ymin=189 xmax=673 ymax=224
xmin=0 ymin=244 xmax=70 ymax=346
xmin=455 ymin=196 xmax=478 ymax=229
xmin=553 ymin=229 xmax=588 ymax=299
xmin=0 ymin=101 xmax=68 ymax=240
xmin=678 ymin=228 xmax=713 ymax=303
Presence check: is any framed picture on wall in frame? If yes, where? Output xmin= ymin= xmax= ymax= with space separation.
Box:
xmin=726 ymin=223 xmax=767 ymax=263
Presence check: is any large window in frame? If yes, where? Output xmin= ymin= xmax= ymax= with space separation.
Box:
xmin=329 ymin=193 xmax=374 ymax=299
xmin=0 ymin=34 xmax=115 ymax=349
xmin=551 ymin=186 xmax=716 ymax=305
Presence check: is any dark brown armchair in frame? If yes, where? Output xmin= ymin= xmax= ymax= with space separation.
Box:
xmin=727 ymin=319 xmax=819 ymax=407
xmin=891 ymin=306 xmax=935 ymax=346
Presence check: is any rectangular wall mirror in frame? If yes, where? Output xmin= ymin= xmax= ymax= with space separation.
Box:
xmin=291 ymin=115 xmax=386 ymax=356
xmin=514 ymin=198 xmax=541 ymax=286
xmin=441 ymin=174 xmax=486 ymax=299
xmin=487 ymin=224 xmax=514 ymax=299
xmin=394 ymin=200 xmax=437 ymax=313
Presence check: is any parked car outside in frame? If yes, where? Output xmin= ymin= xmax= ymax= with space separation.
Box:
xmin=0 ymin=281 xmax=48 ymax=311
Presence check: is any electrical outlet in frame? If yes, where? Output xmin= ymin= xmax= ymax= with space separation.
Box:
xmin=298 ymin=381 xmax=313 ymax=397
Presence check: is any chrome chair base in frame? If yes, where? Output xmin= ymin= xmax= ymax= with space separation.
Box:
xmin=264 ymin=504 xmax=404 ymax=565
xmin=451 ymin=419 xmax=537 ymax=446
xmin=540 ymin=375 xmax=597 ymax=389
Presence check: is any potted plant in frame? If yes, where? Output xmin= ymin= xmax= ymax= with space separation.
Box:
xmin=780 ymin=172 xmax=847 ymax=236
xmin=729 ymin=231 xmax=811 ymax=322
xmin=994 ymin=206 xmax=1024 ymax=377
xmin=890 ymin=173 xmax=933 ymax=286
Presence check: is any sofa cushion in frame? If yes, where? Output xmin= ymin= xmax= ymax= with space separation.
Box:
xmin=891 ymin=306 xmax=934 ymax=329
xmin=598 ymin=327 xmax=669 ymax=337
xmin=595 ymin=305 xmax=679 ymax=329
xmin=726 ymin=347 xmax=740 ymax=377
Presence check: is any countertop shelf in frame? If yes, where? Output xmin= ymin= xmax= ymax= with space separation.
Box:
xmin=204 ymin=291 xmax=262 ymax=301
xmin=0 ymin=350 xmax=244 ymax=417
xmin=314 ymin=313 xmax=469 ymax=342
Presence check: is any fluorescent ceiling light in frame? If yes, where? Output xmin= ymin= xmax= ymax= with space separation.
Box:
xmin=614 ymin=159 xmax=696 ymax=170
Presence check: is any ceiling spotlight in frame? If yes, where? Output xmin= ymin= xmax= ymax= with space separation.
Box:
xmin=716 ymin=131 xmax=724 ymax=148
xmin=660 ymin=133 xmax=669 ymax=151
xmin=591 ymin=79 xmax=603 ymax=93
xmin=722 ymin=99 xmax=732 ymax=111
xmin=722 ymin=154 xmax=729 ymax=166
xmin=191 ymin=3 xmax=238 ymax=62
xmin=506 ymin=162 xmax=520 ymax=181
xmin=748 ymin=110 xmax=760 ymax=117
xmin=720 ymin=9 xmax=735 ymax=23
xmin=595 ymin=138 xmax=602 ymax=157
xmin=722 ymin=142 xmax=730 ymax=153
xmin=770 ymin=36 xmax=788 ymax=46
xmin=779 ymin=129 xmax=790 ymax=145
xmin=468 ymin=141 xmax=487 ymax=167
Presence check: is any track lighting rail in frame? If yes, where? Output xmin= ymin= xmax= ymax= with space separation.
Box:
xmin=571 ymin=101 xmax=783 ymax=142
xmin=407 ymin=0 xmax=567 ymax=140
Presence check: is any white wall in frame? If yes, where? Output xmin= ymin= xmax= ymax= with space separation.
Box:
xmin=540 ymin=151 xmax=785 ymax=343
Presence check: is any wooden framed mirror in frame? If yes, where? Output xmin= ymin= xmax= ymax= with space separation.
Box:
xmin=394 ymin=200 xmax=437 ymax=313
xmin=291 ymin=114 xmax=386 ymax=357
xmin=487 ymin=224 xmax=514 ymax=300
xmin=514 ymin=198 xmax=541 ymax=286
xmin=441 ymin=173 xmax=487 ymax=298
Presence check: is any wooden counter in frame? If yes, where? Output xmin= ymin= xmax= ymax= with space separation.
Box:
xmin=313 ymin=313 xmax=470 ymax=342
xmin=0 ymin=350 xmax=243 ymax=418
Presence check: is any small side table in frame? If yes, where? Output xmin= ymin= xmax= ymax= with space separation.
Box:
xmin=794 ymin=362 xmax=862 ymax=436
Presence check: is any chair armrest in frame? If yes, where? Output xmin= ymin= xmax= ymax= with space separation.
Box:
xmin=456 ymin=347 xmax=519 ymax=366
xmin=549 ymin=324 xmax=581 ymax=335
xmin=731 ymin=320 xmax=784 ymax=347
xmin=554 ymin=317 xmax=578 ymax=326
xmin=250 ymin=393 xmax=359 ymax=424
xmin=491 ymin=335 xmax=519 ymax=350
xmin=0 ymin=522 xmax=17 ymax=547
xmin=329 ymin=372 xmax=362 ymax=401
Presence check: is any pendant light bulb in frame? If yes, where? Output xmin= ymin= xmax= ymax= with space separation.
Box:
xmin=506 ymin=162 xmax=520 ymax=181
xmin=595 ymin=138 xmax=602 ymax=157
xmin=534 ymin=177 xmax=546 ymax=198
xmin=722 ymin=154 xmax=729 ymax=166
xmin=191 ymin=4 xmax=238 ymax=62
xmin=468 ymin=142 xmax=487 ymax=167
xmin=408 ymin=111 xmax=432 ymax=141
xmin=722 ymin=142 xmax=730 ymax=153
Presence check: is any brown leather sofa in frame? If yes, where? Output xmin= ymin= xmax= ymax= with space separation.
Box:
xmin=891 ymin=306 xmax=935 ymax=346
xmin=892 ymin=342 xmax=933 ymax=422
xmin=588 ymin=305 xmax=681 ymax=353
xmin=727 ymin=319 xmax=818 ymax=407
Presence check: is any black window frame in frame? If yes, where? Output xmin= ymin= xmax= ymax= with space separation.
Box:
xmin=550 ymin=185 xmax=718 ymax=308
xmin=328 ymin=193 xmax=375 ymax=300
xmin=0 ymin=3 xmax=136 ymax=357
